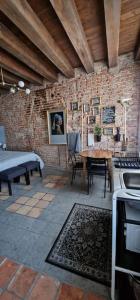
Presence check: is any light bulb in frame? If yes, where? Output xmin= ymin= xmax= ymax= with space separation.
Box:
xmin=25 ymin=88 xmax=30 ymax=95
xmin=10 ymin=87 xmax=16 ymax=93
xmin=18 ymin=80 xmax=24 ymax=88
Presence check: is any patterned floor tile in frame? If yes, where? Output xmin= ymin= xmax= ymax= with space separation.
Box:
xmin=6 ymin=203 xmax=22 ymax=212
xmin=45 ymin=183 xmax=56 ymax=188
xmin=16 ymin=196 xmax=30 ymax=204
xmin=42 ymin=194 xmax=55 ymax=202
xmin=25 ymin=198 xmax=39 ymax=207
xmin=16 ymin=205 xmax=32 ymax=215
xmin=32 ymin=192 xmax=46 ymax=200
xmin=27 ymin=207 xmax=43 ymax=218
xmin=35 ymin=200 xmax=50 ymax=209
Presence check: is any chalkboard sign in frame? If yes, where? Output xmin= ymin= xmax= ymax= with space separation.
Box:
xmin=102 ymin=106 xmax=115 ymax=124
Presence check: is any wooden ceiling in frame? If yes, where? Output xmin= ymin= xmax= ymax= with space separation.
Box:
xmin=0 ymin=0 xmax=140 ymax=90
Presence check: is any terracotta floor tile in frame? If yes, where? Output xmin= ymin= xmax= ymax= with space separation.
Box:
xmin=25 ymin=198 xmax=39 ymax=207
xmin=6 ymin=203 xmax=22 ymax=212
xmin=27 ymin=207 xmax=43 ymax=218
xmin=32 ymin=192 xmax=46 ymax=200
xmin=35 ymin=200 xmax=49 ymax=209
xmin=42 ymin=194 xmax=55 ymax=202
xmin=57 ymin=283 xmax=84 ymax=300
xmin=16 ymin=205 xmax=32 ymax=215
xmin=45 ymin=182 xmax=56 ymax=188
xmin=0 ymin=195 xmax=9 ymax=201
xmin=8 ymin=266 xmax=37 ymax=298
xmin=86 ymin=293 xmax=107 ymax=300
xmin=16 ymin=196 xmax=30 ymax=204
xmin=0 ymin=291 xmax=21 ymax=300
xmin=54 ymin=183 xmax=64 ymax=189
xmin=0 ymin=259 xmax=19 ymax=288
xmin=0 ymin=257 xmax=5 ymax=264
xmin=28 ymin=275 xmax=60 ymax=300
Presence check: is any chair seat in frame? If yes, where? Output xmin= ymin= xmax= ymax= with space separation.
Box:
xmin=0 ymin=166 xmax=26 ymax=180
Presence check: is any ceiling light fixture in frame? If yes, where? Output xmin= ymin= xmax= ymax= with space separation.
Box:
xmin=0 ymin=68 xmax=31 ymax=95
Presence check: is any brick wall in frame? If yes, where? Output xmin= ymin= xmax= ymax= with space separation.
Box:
xmin=0 ymin=53 xmax=139 ymax=168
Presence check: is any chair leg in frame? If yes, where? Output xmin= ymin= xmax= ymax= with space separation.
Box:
xmin=39 ymin=166 xmax=42 ymax=177
xmin=71 ymin=168 xmax=75 ymax=185
xmin=8 ymin=181 xmax=12 ymax=196
xmin=25 ymin=171 xmax=30 ymax=185
xmin=104 ymin=173 xmax=106 ymax=198
xmin=87 ymin=174 xmax=90 ymax=194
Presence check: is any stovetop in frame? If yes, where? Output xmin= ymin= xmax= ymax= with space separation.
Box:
xmin=115 ymin=158 xmax=140 ymax=169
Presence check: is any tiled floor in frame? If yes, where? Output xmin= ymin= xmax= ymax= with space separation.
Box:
xmin=0 ymin=257 xmax=107 ymax=300
xmin=0 ymin=168 xmax=112 ymax=299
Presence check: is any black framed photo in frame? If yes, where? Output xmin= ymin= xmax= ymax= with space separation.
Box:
xmin=83 ymin=103 xmax=90 ymax=113
xmin=91 ymin=97 xmax=100 ymax=106
xmin=47 ymin=109 xmax=67 ymax=144
xmin=94 ymin=106 xmax=100 ymax=115
xmin=71 ymin=102 xmax=79 ymax=111
xmin=88 ymin=116 xmax=96 ymax=125
xmin=102 ymin=106 xmax=115 ymax=124
xmin=103 ymin=127 xmax=114 ymax=135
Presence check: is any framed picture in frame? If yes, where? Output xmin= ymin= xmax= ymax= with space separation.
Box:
xmin=102 ymin=106 xmax=115 ymax=124
xmin=91 ymin=96 xmax=100 ymax=106
xmin=94 ymin=106 xmax=100 ymax=115
xmin=103 ymin=127 xmax=114 ymax=135
xmin=70 ymin=102 xmax=79 ymax=111
xmin=83 ymin=103 xmax=90 ymax=113
xmin=88 ymin=116 xmax=96 ymax=125
xmin=47 ymin=109 xmax=67 ymax=144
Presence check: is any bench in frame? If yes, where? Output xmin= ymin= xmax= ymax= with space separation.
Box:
xmin=0 ymin=166 xmax=28 ymax=195
xmin=18 ymin=161 xmax=42 ymax=185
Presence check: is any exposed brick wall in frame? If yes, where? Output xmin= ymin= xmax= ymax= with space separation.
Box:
xmin=0 ymin=53 xmax=139 ymax=168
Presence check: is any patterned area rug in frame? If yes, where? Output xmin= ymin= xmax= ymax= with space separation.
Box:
xmin=46 ymin=203 xmax=112 ymax=285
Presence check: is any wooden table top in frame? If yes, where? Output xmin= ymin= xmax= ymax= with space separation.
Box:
xmin=80 ymin=149 xmax=113 ymax=159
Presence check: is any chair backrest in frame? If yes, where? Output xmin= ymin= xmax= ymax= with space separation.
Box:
xmin=87 ymin=157 xmax=107 ymax=174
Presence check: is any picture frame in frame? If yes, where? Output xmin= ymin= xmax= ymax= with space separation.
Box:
xmin=70 ymin=102 xmax=79 ymax=111
xmin=91 ymin=96 xmax=100 ymax=106
xmin=103 ymin=127 xmax=114 ymax=135
xmin=47 ymin=109 xmax=67 ymax=144
xmin=102 ymin=106 xmax=115 ymax=124
xmin=94 ymin=106 xmax=100 ymax=116
xmin=83 ymin=103 xmax=90 ymax=113
xmin=88 ymin=116 xmax=96 ymax=125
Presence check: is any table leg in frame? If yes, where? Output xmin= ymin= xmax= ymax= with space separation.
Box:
xmin=82 ymin=157 xmax=87 ymax=189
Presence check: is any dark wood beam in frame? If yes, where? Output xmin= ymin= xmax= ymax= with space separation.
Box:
xmin=0 ymin=23 xmax=57 ymax=82
xmin=135 ymin=41 xmax=140 ymax=60
xmin=50 ymin=0 xmax=94 ymax=73
xmin=0 ymin=0 xmax=74 ymax=78
xmin=103 ymin=0 xmax=121 ymax=67
xmin=2 ymin=69 xmax=29 ymax=86
xmin=0 ymin=49 xmax=43 ymax=84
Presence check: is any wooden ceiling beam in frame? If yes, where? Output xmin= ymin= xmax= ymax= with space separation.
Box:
xmin=0 ymin=0 xmax=74 ymax=78
xmin=1 ymin=69 xmax=29 ymax=86
xmin=0 ymin=49 xmax=43 ymax=84
xmin=50 ymin=0 xmax=94 ymax=73
xmin=103 ymin=0 xmax=121 ymax=67
xmin=135 ymin=41 xmax=140 ymax=60
xmin=0 ymin=23 xmax=57 ymax=82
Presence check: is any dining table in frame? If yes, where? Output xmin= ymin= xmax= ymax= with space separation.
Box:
xmin=80 ymin=149 xmax=113 ymax=192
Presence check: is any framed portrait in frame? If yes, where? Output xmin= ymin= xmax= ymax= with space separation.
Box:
xmin=47 ymin=109 xmax=67 ymax=144
xmin=71 ymin=102 xmax=79 ymax=111
xmin=102 ymin=106 xmax=115 ymax=124
xmin=88 ymin=116 xmax=96 ymax=125
xmin=94 ymin=106 xmax=100 ymax=116
xmin=103 ymin=127 xmax=114 ymax=135
xmin=83 ymin=103 xmax=90 ymax=113
xmin=91 ymin=97 xmax=100 ymax=106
